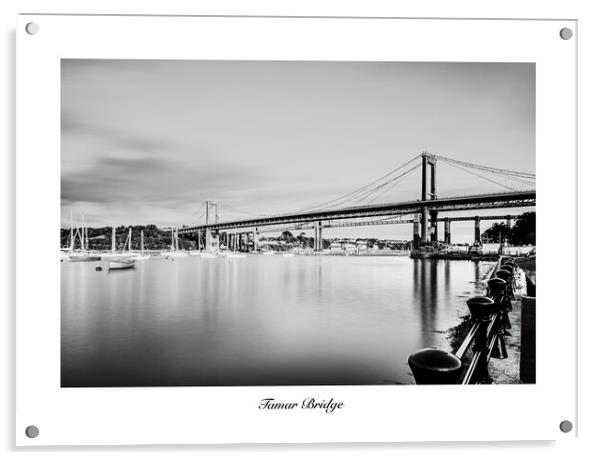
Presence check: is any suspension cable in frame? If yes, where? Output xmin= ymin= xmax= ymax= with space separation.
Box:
xmin=298 ymin=154 xmax=422 ymax=211
xmin=432 ymin=154 xmax=535 ymax=180
xmin=443 ymin=161 xmax=518 ymax=191
xmin=362 ymin=164 xmax=421 ymax=204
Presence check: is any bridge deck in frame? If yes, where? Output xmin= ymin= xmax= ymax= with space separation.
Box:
xmin=179 ymin=190 xmax=535 ymax=233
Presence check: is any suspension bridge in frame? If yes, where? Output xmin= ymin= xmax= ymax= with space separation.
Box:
xmin=178 ymin=152 xmax=535 ymax=252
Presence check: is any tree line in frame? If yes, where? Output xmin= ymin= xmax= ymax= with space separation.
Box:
xmin=481 ymin=211 xmax=535 ymax=245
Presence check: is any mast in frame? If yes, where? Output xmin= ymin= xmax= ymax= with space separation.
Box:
xmin=175 ymin=228 xmax=179 ymax=252
xmin=111 ymin=226 xmax=116 ymax=254
xmin=80 ymin=213 xmax=84 ymax=250
xmin=141 ymin=230 xmax=144 ymax=253
xmin=84 ymin=215 xmax=88 ymax=251
xmin=69 ymin=211 xmax=74 ymax=252
xmin=128 ymin=228 xmax=132 ymax=252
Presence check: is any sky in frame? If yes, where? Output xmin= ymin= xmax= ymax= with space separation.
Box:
xmin=61 ymin=60 xmax=535 ymax=243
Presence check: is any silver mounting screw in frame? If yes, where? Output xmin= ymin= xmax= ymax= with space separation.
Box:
xmin=25 ymin=22 xmax=39 ymax=35
xmin=559 ymin=420 xmax=573 ymax=433
xmin=559 ymin=27 xmax=573 ymax=40
xmin=25 ymin=425 xmax=39 ymax=438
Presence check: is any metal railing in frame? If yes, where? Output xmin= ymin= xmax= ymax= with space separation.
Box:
xmin=408 ymin=256 xmax=519 ymax=384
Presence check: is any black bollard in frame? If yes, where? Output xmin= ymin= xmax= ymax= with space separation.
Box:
xmin=466 ymin=296 xmax=496 ymax=382
xmin=408 ymin=348 xmax=463 ymax=384
xmin=466 ymin=295 xmax=496 ymax=321
xmin=495 ymin=269 xmax=512 ymax=283
xmin=487 ymin=277 xmax=506 ymax=297
xmin=486 ymin=278 xmax=510 ymax=358
xmin=495 ymin=268 xmax=516 ymax=301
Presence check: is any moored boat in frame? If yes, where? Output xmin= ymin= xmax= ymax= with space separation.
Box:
xmin=108 ymin=258 xmax=136 ymax=270
xmin=69 ymin=253 xmax=101 ymax=262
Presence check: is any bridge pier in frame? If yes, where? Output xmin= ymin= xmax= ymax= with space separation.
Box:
xmin=318 ymin=221 xmax=322 ymax=251
xmin=246 ymin=232 xmax=253 ymax=251
xmin=421 ymin=207 xmax=429 ymax=243
xmin=314 ymin=221 xmax=322 ymax=252
xmin=254 ymin=227 xmax=260 ymax=252
xmin=205 ymin=228 xmax=218 ymax=252
xmin=444 ymin=219 xmax=451 ymax=244
xmin=474 ymin=217 xmax=481 ymax=244
xmin=430 ymin=210 xmax=438 ymax=242
xmin=506 ymin=215 xmax=512 ymax=229
xmin=413 ymin=215 xmax=421 ymax=248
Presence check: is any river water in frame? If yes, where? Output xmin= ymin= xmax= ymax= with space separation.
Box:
xmin=61 ymin=255 xmax=493 ymax=387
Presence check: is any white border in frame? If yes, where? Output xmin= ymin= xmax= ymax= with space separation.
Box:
xmin=16 ymin=15 xmax=576 ymax=445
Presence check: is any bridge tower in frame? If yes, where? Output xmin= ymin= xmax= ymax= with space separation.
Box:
xmin=420 ymin=152 xmax=438 ymax=243
xmin=202 ymin=200 xmax=219 ymax=252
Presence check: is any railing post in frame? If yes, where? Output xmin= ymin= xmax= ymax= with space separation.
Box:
xmin=408 ymin=348 xmax=463 ymax=384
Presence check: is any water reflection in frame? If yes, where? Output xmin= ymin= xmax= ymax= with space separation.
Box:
xmin=61 ymin=256 xmax=493 ymax=386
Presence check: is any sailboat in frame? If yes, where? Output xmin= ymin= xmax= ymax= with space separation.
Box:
xmin=133 ymin=229 xmax=150 ymax=260
xmin=164 ymin=227 xmax=188 ymax=257
xmin=102 ymin=225 xmax=120 ymax=260
xmin=68 ymin=212 xmax=101 ymax=262
xmin=108 ymin=227 xmax=136 ymax=270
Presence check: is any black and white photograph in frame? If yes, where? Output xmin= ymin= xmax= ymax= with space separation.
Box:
xmin=60 ymin=59 xmax=536 ymax=387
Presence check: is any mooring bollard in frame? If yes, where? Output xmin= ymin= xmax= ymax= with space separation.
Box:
xmin=486 ymin=277 xmax=509 ymax=359
xmin=408 ymin=348 xmax=463 ymax=384
xmin=520 ymin=295 xmax=536 ymax=383
xmin=466 ymin=295 xmax=496 ymax=320
xmin=487 ymin=277 xmax=506 ymax=298
xmin=495 ymin=268 xmax=516 ymax=302
xmin=500 ymin=263 xmax=516 ymax=289
xmin=488 ymin=275 xmax=512 ymax=334
xmin=495 ymin=269 xmax=512 ymax=285
xmin=466 ymin=296 xmax=496 ymax=382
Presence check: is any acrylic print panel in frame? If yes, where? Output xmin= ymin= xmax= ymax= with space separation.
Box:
xmin=59 ymin=59 xmax=535 ymax=388
xmin=16 ymin=15 xmax=575 ymax=445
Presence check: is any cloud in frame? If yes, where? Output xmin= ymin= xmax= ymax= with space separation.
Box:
xmin=61 ymin=155 xmax=266 ymax=207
